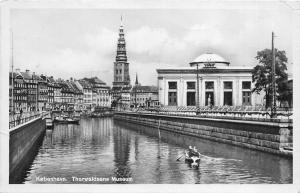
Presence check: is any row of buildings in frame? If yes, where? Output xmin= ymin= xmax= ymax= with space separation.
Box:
xmin=9 ymin=69 xmax=111 ymax=113
xmin=9 ymin=69 xmax=159 ymax=113
xmin=10 ymin=18 xmax=292 ymax=114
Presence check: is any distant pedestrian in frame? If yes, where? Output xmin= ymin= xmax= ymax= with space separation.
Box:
xmin=18 ymin=109 xmax=23 ymax=124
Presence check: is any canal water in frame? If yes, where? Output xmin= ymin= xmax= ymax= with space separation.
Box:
xmin=23 ymin=117 xmax=292 ymax=184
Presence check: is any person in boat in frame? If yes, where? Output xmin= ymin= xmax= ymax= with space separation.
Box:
xmin=193 ymin=146 xmax=200 ymax=157
xmin=188 ymin=146 xmax=198 ymax=157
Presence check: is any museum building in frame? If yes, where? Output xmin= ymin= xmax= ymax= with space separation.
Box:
xmin=157 ymin=53 xmax=264 ymax=107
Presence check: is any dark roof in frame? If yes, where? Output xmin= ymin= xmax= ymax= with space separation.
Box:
xmin=83 ymin=77 xmax=107 ymax=87
xmin=48 ymin=76 xmax=55 ymax=83
xmin=122 ymin=86 xmax=132 ymax=91
xmin=33 ymin=73 xmax=44 ymax=82
xmin=20 ymin=71 xmax=32 ymax=80
xmin=112 ymin=86 xmax=122 ymax=91
xmin=57 ymin=80 xmax=74 ymax=93
xmin=9 ymin=72 xmax=23 ymax=79
xmin=132 ymin=85 xmax=158 ymax=93
xmin=78 ymin=80 xmax=92 ymax=89
xmin=70 ymin=81 xmax=83 ymax=94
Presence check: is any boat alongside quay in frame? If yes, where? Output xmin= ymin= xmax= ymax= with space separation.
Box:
xmin=53 ymin=116 xmax=80 ymax=124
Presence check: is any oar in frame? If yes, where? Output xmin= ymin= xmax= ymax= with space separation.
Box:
xmin=198 ymin=153 xmax=216 ymax=161
xmin=176 ymin=154 xmax=184 ymax=161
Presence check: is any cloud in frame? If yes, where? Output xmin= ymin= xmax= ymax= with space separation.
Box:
xmin=12 ymin=9 xmax=293 ymax=88
xmin=184 ymin=24 xmax=223 ymax=46
xmin=84 ymin=28 xmax=117 ymax=55
xmin=127 ymin=26 xmax=186 ymax=58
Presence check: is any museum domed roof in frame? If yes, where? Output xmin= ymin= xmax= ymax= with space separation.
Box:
xmin=190 ymin=53 xmax=230 ymax=66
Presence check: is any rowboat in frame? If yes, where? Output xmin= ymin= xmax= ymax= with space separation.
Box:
xmin=45 ymin=118 xmax=54 ymax=129
xmin=54 ymin=116 xmax=80 ymax=124
xmin=185 ymin=150 xmax=200 ymax=168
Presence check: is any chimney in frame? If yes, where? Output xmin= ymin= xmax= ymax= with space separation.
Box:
xmin=70 ymin=77 xmax=73 ymax=81
xmin=26 ymin=69 xmax=30 ymax=73
xmin=50 ymin=76 xmax=53 ymax=78
xmin=15 ymin=68 xmax=20 ymax=73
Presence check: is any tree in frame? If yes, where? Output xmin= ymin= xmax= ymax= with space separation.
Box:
xmin=252 ymin=48 xmax=289 ymax=108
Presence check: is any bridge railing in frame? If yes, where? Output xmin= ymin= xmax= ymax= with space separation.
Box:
xmin=125 ymin=106 xmax=293 ymax=123
xmin=9 ymin=111 xmax=49 ymax=129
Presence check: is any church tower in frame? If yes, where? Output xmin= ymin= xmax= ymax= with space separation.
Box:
xmin=113 ymin=16 xmax=131 ymax=88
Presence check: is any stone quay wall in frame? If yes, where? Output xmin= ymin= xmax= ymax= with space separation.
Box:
xmin=114 ymin=112 xmax=292 ymax=157
xmin=9 ymin=117 xmax=46 ymax=183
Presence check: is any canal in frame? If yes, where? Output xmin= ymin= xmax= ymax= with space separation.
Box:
xmin=22 ymin=117 xmax=292 ymax=184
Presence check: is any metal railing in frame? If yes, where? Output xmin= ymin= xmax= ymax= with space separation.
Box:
xmin=122 ymin=106 xmax=293 ymax=123
xmin=9 ymin=111 xmax=49 ymax=129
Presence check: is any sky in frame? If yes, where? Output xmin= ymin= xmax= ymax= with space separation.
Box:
xmin=11 ymin=3 xmax=295 ymax=86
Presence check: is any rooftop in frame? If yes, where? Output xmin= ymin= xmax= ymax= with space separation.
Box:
xmin=190 ymin=53 xmax=230 ymax=65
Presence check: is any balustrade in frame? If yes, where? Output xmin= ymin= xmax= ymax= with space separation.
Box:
xmin=9 ymin=111 xmax=49 ymax=129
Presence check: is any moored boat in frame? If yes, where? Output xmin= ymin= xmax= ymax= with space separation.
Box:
xmin=45 ymin=118 xmax=54 ymax=129
xmin=90 ymin=112 xmax=114 ymax=118
xmin=54 ymin=116 xmax=80 ymax=124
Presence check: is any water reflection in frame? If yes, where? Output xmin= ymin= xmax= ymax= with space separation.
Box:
xmin=114 ymin=120 xmax=293 ymax=184
xmin=23 ymin=117 xmax=292 ymax=184
xmin=113 ymin=125 xmax=132 ymax=182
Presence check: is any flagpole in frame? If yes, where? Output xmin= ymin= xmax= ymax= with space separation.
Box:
xmin=271 ymin=32 xmax=277 ymax=118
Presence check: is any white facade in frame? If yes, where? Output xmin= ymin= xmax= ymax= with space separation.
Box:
xmin=130 ymin=86 xmax=159 ymax=107
xmin=93 ymin=88 xmax=111 ymax=107
xmin=75 ymin=81 xmax=92 ymax=110
xmin=157 ymin=53 xmax=264 ymax=107
xmin=96 ymin=89 xmax=111 ymax=107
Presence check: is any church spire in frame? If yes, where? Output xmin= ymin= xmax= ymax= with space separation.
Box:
xmin=135 ymin=73 xmax=139 ymax=85
xmin=120 ymin=15 xmax=123 ymax=27
xmin=112 ymin=16 xmax=130 ymax=87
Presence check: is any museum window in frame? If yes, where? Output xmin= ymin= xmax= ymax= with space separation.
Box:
xmin=187 ymin=92 xmax=195 ymax=106
xmin=205 ymin=81 xmax=214 ymax=89
xmin=187 ymin=81 xmax=195 ymax=90
xmin=224 ymin=81 xmax=232 ymax=89
xmin=242 ymin=81 xmax=251 ymax=89
xmin=242 ymin=81 xmax=251 ymax=105
xmin=205 ymin=81 xmax=214 ymax=106
xmin=168 ymin=82 xmax=177 ymax=90
xmin=223 ymin=81 xmax=233 ymax=106
xmin=205 ymin=92 xmax=214 ymax=106
xmin=224 ymin=92 xmax=233 ymax=106
xmin=242 ymin=91 xmax=251 ymax=105
xmin=168 ymin=92 xmax=177 ymax=106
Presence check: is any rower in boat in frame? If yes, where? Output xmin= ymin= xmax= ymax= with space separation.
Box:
xmin=187 ymin=146 xmax=199 ymax=157
xmin=185 ymin=146 xmax=200 ymax=168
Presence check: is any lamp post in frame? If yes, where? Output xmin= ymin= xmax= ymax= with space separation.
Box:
xmin=271 ymin=32 xmax=277 ymax=118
